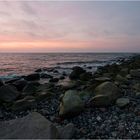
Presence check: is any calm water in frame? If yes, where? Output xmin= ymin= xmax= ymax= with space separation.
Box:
xmin=0 ymin=53 xmax=135 ymax=78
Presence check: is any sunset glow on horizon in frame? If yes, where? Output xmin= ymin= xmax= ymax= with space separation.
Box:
xmin=0 ymin=1 xmax=140 ymax=52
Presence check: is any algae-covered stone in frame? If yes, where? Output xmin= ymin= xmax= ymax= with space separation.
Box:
xmin=59 ymin=90 xmax=84 ymax=117
xmin=94 ymin=82 xmax=121 ymax=103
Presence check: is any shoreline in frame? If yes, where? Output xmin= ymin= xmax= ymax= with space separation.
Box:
xmin=0 ymin=53 xmax=134 ymax=80
xmin=0 ymin=54 xmax=140 ymax=139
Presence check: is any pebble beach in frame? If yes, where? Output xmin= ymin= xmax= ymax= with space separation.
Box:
xmin=0 ymin=54 xmax=140 ymax=139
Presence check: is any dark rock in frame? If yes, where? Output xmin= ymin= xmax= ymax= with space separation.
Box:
xmin=5 ymin=78 xmax=21 ymax=84
xmin=78 ymin=90 xmax=91 ymax=101
xmin=49 ymin=78 xmax=59 ymax=83
xmin=126 ymin=74 xmax=132 ymax=79
xmin=135 ymin=92 xmax=140 ymax=99
xmin=35 ymin=68 xmax=43 ymax=72
xmin=80 ymin=72 xmax=92 ymax=81
xmin=13 ymin=79 xmax=28 ymax=91
xmin=40 ymin=73 xmax=53 ymax=79
xmin=40 ymin=109 xmax=52 ymax=115
xmin=62 ymin=72 xmax=67 ymax=76
xmin=130 ymin=69 xmax=140 ymax=78
xmin=96 ymin=63 xmax=120 ymax=77
xmin=53 ymin=70 xmax=59 ymax=73
xmin=116 ymin=98 xmax=130 ymax=107
xmin=35 ymin=83 xmax=54 ymax=101
xmin=45 ymin=67 xmax=54 ymax=72
xmin=115 ymin=74 xmax=129 ymax=85
xmin=89 ymin=95 xmax=111 ymax=107
xmin=0 ymin=112 xmax=60 ymax=139
xmin=132 ymin=83 xmax=140 ymax=92
xmin=11 ymin=96 xmax=36 ymax=111
xmin=60 ymin=80 xmax=79 ymax=90
xmin=25 ymin=73 xmax=40 ymax=81
xmin=59 ymin=123 xmax=75 ymax=139
xmin=94 ymin=77 xmax=111 ymax=82
xmin=69 ymin=66 xmax=85 ymax=80
xmin=0 ymin=80 xmax=4 ymax=87
xmin=59 ymin=76 xmax=65 ymax=80
xmin=94 ymin=82 xmax=121 ymax=101
xmin=119 ymin=68 xmax=129 ymax=76
xmin=87 ymin=66 xmax=92 ymax=69
xmin=102 ymin=73 xmax=113 ymax=78
xmin=22 ymin=82 xmax=40 ymax=96
xmin=35 ymin=92 xmax=53 ymax=102
xmin=0 ymin=85 xmax=20 ymax=102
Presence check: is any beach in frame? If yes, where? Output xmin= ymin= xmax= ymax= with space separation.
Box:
xmin=0 ymin=53 xmax=140 ymax=139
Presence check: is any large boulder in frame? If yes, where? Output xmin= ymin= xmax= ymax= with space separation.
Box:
xmin=130 ymin=69 xmax=140 ymax=78
xmin=0 ymin=85 xmax=20 ymax=102
xmin=25 ymin=73 xmax=40 ymax=81
xmin=0 ymin=112 xmax=60 ymax=139
xmin=90 ymin=82 xmax=121 ymax=106
xmin=59 ymin=90 xmax=84 ymax=117
xmin=69 ymin=66 xmax=85 ymax=80
xmin=95 ymin=82 xmax=121 ymax=100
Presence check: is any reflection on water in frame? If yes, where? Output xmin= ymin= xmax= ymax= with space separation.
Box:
xmin=0 ymin=53 xmax=134 ymax=76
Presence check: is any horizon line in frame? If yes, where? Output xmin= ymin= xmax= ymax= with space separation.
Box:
xmin=0 ymin=52 xmax=139 ymax=54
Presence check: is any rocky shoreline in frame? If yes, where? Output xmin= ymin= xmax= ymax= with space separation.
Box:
xmin=0 ymin=54 xmax=140 ymax=139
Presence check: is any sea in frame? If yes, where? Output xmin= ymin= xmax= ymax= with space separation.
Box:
xmin=0 ymin=53 xmax=137 ymax=80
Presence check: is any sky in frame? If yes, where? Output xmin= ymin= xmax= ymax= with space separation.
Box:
xmin=0 ymin=1 xmax=140 ymax=52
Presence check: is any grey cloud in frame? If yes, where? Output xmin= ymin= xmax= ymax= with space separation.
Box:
xmin=0 ymin=11 xmax=11 ymax=17
xmin=21 ymin=2 xmax=37 ymax=15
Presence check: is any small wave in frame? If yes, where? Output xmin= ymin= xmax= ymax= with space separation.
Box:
xmin=56 ymin=60 xmax=106 ymax=65
xmin=0 ymin=74 xmax=21 ymax=81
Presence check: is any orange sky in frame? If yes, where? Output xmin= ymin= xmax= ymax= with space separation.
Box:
xmin=0 ymin=37 xmax=139 ymax=52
